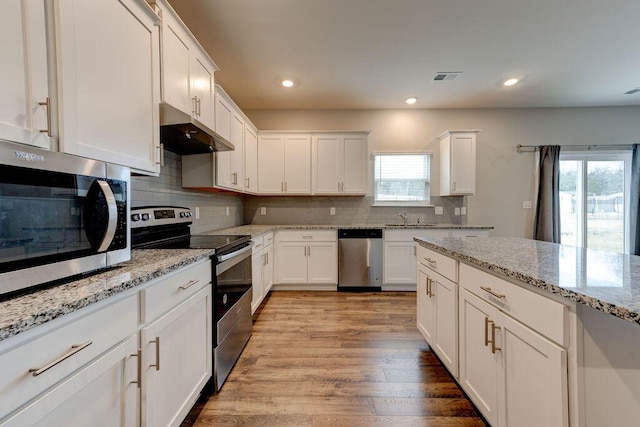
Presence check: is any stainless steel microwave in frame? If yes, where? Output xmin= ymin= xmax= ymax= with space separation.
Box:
xmin=0 ymin=140 xmax=130 ymax=297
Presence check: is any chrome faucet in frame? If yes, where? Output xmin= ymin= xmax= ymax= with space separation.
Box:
xmin=397 ymin=212 xmax=408 ymax=225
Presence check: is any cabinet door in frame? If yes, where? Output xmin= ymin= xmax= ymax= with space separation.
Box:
xmin=433 ymin=275 xmax=458 ymax=377
xmin=307 ymin=242 xmax=337 ymax=284
xmin=276 ymin=242 xmax=307 ymax=283
xmin=216 ymin=150 xmax=233 ymax=189
xmin=383 ymin=242 xmax=416 ymax=284
xmin=283 ymin=135 xmax=311 ymax=193
xmin=258 ymin=135 xmax=285 ymax=193
xmin=230 ymin=112 xmax=245 ymax=189
xmin=56 ymin=0 xmax=160 ymax=173
xmin=142 ymin=286 xmax=212 ymax=427
xmin=459 ymin=289 xmax=499 ymax=425
xmin=214 ymin=92 xmax=232 ymax=142
xmin=191 ymin=53 xmax=215 ymax=131
xmin=263 ymin=244 xmax=274 ymax=294
xmin=161 ymin=9 xmax=192 ymax=115
xmin=498 ymin=314 xmax=568 ymax=427
xmin=0 ymin=0 xmax=53 ymax=149
xmin=342 ymin=136 xmax=367 ymax=194
xmin=313 ymin=135 xmax=340 ymax=194
xmin=3 ymin=335 xmax=139 ymax=427
xmin=251 ymin=248 xmax=264 ymax=314
xmin=450 ymin=133 xmax=476 ymax=195
xmin=244 ymin=126 xmax=258 ymax=193
xmin=417 ymin=267 xmax=435 ymax=344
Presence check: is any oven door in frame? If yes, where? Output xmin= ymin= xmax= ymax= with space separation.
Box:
xmin=214 ymin=243 xmax=252 ymax=342
xmin=0 ymin=141 xmax=129 ymax=297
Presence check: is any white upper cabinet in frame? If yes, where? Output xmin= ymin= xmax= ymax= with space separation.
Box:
xmin=215 ymin=86 xmax=246 ymax=191
xmin=439 ymin=130 xmax=479 ymax=196
xmin=0 ymin=0 xmax=54 ymax=150
xmin=55 ymin=0 xmax=161 ymax=174
xmin=258 ymin=134 xmax=311 ymax=194
xmin=244 ymin=124 xmax=259 ymax=193
xmin=214 ymin=86 xmax=233 ymax=142
xmin=312 ymin=133 xmax=368 ymax=195
xmin=153 ymin=0 xmax=217 ymax=131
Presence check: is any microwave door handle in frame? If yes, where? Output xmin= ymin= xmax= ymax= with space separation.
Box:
xmin=95 ymin=180 xmax=118 ymax=252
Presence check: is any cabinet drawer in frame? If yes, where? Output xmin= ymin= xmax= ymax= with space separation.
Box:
xmin=263 ymin=231 xmax=274 ymax=247
xmin=0 ymin=294 xmax=137 ymax=420
xmin=385 ymin=229 xmax=450 ymax=242
xmin=417 ymin=246 xmax=458 ymax=283
xmin=459 ymin=263 xmax=567 ymax=346
xmin=252 ymin=235 xmax=264 ymax=254
xmin=277 ymin=230 xmax=336 ymax=242
xmin=142 ymin=259 xmax=211 ymax=323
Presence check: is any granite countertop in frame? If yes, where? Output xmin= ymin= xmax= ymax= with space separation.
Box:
xmin=0 ymin=249 xmax=214 ymax=343
xmin=415 ymin=236 xmax=640 ymax=325
xmin=202 ymin=223 xmax=494 ymax=238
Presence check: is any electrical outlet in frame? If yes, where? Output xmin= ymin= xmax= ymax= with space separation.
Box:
xmin=454 ymin=207 xmax=461 ymax=216
xmin=195 ymin=207 xmax=200 ymax=219
xmin=435 ymin=206 xmax=444 ymax=215
xmin=330 ymin=207 xmax=336 ymax=216
xmin=225 ymin=206 xmax=230 ymax=216
xmin=523 ymin=201 xmax=532 ymax=209
xmin=461 ymin=207 xmax=467 ymax=215
xmin=260 ymin=207 xmax=267 ymax=215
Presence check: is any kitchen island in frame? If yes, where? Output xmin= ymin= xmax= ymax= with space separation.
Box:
xmin=415 ymin=236 xmax=640 ymax=426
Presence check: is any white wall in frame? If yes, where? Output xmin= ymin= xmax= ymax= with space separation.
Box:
xmin=246 ymin=107 xmax=640 ymax=238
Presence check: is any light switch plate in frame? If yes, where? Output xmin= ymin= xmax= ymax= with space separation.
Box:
xmin=454 ymin=207 xmax=461 ymax=216
xmin=523 ymin=201 xmax=533 ymax=209
xmin=461 ymin=207 xmax=467 ymax=215
xmin=435 ymin=206 xmax=444 ymax=215
xmin=195 ymin=207 xmax=200 ymax=219
xmin=330 ymin=207 xmax=336 ymax=215
xmin=225 ymin=206 xmax=230 ymax=216
xmin=260 ymin=207 xmax=267 ymax=215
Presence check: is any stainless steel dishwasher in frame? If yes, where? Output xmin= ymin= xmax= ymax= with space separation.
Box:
xmin=338 ymin=229 xmax=383 ymax=291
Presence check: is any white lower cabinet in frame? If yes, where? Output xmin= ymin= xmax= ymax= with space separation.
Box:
xmin=458 ymin=288 xmax=568 ymax=427
xmin=275 ymin=231 xmax=337 ymax=287
xmin=2 ymin=334 xmax=139 ymax=427
xmin=251 ymin=233 xmax=274 ymax=314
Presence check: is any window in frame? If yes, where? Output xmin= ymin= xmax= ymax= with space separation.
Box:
xmin=373 ymin=153 xmax=431 ymax=205
xmin=559 ymin=151 xmax=632 ymax=253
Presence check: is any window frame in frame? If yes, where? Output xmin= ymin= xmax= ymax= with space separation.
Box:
xmin=559 ymin=149 xmax=632 ymax=254
xmin=372 ymin=152 xmax=433 ymax=207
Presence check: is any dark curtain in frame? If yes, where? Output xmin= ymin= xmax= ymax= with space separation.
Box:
xmin=534 ymin=145 xmax=561 ymax=243
xmin=630 ymin=144 xmax=640 ymax=255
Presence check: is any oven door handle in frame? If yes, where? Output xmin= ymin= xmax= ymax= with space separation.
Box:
xmin=217 ymin=244 xmax=253 ymax=263
xmin=95 ymin=180 xmax=118 ymax=252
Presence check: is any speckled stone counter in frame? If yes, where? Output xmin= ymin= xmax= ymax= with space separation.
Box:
xmin=202 ymin=223 xmax=493 ymax=238
xmin=415 ymin=236 xmax=640 ymax=325
xmin=0 ymin=249 xmax=214 ymax=342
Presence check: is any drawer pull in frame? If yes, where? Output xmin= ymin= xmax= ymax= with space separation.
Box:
xmin=178 ymin=279 xmax=200 ymax=290
xmin=480 ymin=286 xmax=505 ymax=299
xmin=424 ymin=257 xmax=437 ymax=266
xmin=149 ymin=337 xmax=160 ymax=371
xmin=302 ymin=236 xmax=313 ymax=239
xmin=29 ymin=341 xmax=93 ymax=377
xmin=130 ymin=349 xmax=142 ymax=388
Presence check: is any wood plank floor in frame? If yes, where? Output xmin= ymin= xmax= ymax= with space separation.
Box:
xmin=182 ymin=291 xmax=487 ymax=426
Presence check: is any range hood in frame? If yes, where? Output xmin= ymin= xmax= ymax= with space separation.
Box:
xmin=159 ymin=102 xmax=234 ymax=154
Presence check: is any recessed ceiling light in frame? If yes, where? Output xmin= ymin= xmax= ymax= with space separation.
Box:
xmin=405 ymin=97 xmax=418 ymax=105
xmin=282 ymin=79 xmax=295 ymax=88
xmin=503 ymin=78 xmax=519 ymax=87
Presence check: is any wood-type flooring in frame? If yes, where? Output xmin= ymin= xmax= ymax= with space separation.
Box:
xmin=182 ymin=291 xmax=486 ymax=426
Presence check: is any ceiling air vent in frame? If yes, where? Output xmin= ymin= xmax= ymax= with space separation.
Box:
xmin=433 ymin=72 xmax=462 ymax=81
xmin=624 ymin=88 xmax=640 ymax=95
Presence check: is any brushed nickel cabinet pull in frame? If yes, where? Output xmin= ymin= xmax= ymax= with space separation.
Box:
xmin=178 ymin=279 xmax=200 ymax=290
xmin=192 ymin=97 xmax=198 ymax=116
xmin=266 ymin=252 xmax=269 ymax=264
xmin=196 ymin=97 xmax=201 ymax=116
xmin=425 ymin=258 xmax=437 ymax=267
xmin=491 ymin=323 xmax=501 ymax=354
xmin=29 ymin=341 xmax=93 ymax=377
xmin=38 ymin=97 xmax=52 ymax=137
xmin=156 ymin=143 xmax=165 ymax=166
xmin=452 ymin=182 xmax=456 ymax=191
xmin=246 ymin=177 xmax=250 ymax=188
xmin=484 ymin=317 xmax=490 ymax=347
xmin=149 ymin=337 xmax=160 ymax=371
xmin=285 ymin=181 xmax=288 ymax=192
xmin=480 ymin=286 xmax=506 ymax=299
xmin=130 ymin=349 xmax=142 ymax=388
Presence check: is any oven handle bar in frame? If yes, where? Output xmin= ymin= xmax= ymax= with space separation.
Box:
xmin=217 ymin=243 xmax=253 ymax=263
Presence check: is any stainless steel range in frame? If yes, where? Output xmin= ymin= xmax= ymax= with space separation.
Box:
xmin=131 ymin=206 xmax=252 ymax=392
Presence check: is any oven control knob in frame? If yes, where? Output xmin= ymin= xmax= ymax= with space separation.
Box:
xmin=180 ymin=212 xmax=186 ymax=218
xmin=187 ymin=212 xmax=192 ymax=217
xmin=141 ymin=213 xmax=150 ymax=221
xmin=131 ymin=213 xmax=140 ymax=222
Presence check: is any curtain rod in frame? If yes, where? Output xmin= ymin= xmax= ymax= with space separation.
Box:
xmin=516 ymin=144 xmax=635 ymax=154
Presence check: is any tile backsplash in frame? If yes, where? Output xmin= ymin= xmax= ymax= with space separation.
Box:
xmin=131 ymin=151 xmax=243 ymax=234
xmin=244 ymin=196 xmax=465 ymax=225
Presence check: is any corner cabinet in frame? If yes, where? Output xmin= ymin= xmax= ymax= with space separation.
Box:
xmin=312 ymin=133 xmax=368 ymax=195
xmin=54 ymin=0 xmax=161 ymax=174
xmin=0 ymin=0 xmax=54 ymax=150
xmin=439 ymin=130 xmax=479 ymax=196
xmin=258 ymin=134 xmax=312 ymax=194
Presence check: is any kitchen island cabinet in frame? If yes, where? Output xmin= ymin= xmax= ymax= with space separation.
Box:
xmin=415 ymin=236 xmax=640 ymax=427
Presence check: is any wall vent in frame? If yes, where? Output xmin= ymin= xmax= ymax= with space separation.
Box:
xmin=433 ymin=72 xmax=462 ymax=81
xmin=624 ymin=88 xmax=640 ymax=95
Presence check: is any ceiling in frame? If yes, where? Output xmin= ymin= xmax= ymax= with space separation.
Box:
xmin=167 ymin=0 xmax=640 ymax=110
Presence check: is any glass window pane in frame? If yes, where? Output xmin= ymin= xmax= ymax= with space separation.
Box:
xmin=560 ymin=160 xmax=579 ymax=247
xmin=374 ymin=154 xmax=430 ymax=203
xmin=586 ymin=160 xmax=625 ymax=253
